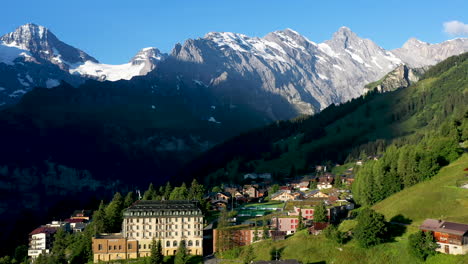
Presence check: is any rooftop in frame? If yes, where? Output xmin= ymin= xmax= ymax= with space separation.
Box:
xmin=123 ymin=200 xmax=202 ymax=216
xmin=420 ymin=219 xmax=468 ymax=236
xmin=30 ymin=226 xmax=58 ymax=235
xmin=94 ymin=233 xmax=124 ymax=239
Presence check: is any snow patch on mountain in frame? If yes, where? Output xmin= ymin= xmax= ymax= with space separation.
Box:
xmin=69 ymin=61 xmax=146 ymax=81
xmin=0 ymin=44 xmax=30 ymax=65
xmin=46 ymin=79 xmax=60 ymax=88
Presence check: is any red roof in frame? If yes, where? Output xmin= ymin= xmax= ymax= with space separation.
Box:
xmin=64 ymin=218 xmax=85 ymax=223
xmin=30 ymin=226 xmax=58 ymax=235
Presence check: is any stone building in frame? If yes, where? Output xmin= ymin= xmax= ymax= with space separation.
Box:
xmin=93 ymin=200 xmax=204 ymax=263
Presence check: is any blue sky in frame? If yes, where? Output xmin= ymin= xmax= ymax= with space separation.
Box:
xmin=1 ymin=0 xmax=467 ymax=64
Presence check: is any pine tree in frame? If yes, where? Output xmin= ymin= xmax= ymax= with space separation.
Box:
xmin=150 ymin=238 xmax=163 ymax=264
xmin=169 ymin=183 xmax=188 ymax=200
xmin=124 ymin=191 xmax=136 ymax=208
xmin=51 ymin=228 xmax=68 ymax=264
xmin=313 ymin=201 xmax=328 ymax=223
xmin=354 ymin=208 xmax=387 ymax=248
xmin=105 ymin=192 xmax=124 ymax=232
xmin=188 ymin=179 xmax=205 ymax=201
xmin=174 ymin=240 xmax=188 ymax=264
xmin=92 ymin=200 xmax=107 ymax=234
xmin=163 ymin=182 xmax=173 ymax=200
xmin=297 ymin=209 xmax=305 ymax=230
xmin=143 ymin=183 xmax=156 ymax=200
xmin=408 ymin=230 xmax=437 ymax=261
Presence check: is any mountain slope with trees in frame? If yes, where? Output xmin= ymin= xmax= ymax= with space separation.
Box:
xmin=185 ymin=52 xmax=468 ymax=192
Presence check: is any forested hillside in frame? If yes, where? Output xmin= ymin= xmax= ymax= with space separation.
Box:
xmin=185 ymin=53 xmax=468 ymax=194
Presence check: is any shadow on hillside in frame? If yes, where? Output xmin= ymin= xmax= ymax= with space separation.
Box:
xmin=385 ymin=214 xmax=413 ymax=242
xmin=309 ymin=261 xmax=326 ymax=264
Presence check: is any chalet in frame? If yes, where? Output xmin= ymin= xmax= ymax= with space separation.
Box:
xmin=298 ymin=181 xmax=310 ymax=191
xmin=244 ymin=185 xmax=260 ymax=198
xmin=270 ymin=191 xmax=303 ymax=202
xmin=317 ymin=174 xmax=334 ymax=190
xmin=205 ymin=192 xmax=232 ymax=210
xmin=304 ymin=190 xmax=329 ymax=199
xmin=308 ymin=222 xmax=329 ymax=235
xmin=420 ymin=219 xmax=468 ymax=255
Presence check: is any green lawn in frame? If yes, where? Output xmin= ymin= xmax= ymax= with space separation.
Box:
xmin=373 ymin=153 xmax=468 ymax=225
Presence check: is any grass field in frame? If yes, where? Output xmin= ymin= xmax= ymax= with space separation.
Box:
xmin=373 ymin=153 xmax=468 ymax=225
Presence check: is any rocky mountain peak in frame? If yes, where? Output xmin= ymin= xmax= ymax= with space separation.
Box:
xmin=0 ymin=23 xmax=97 ymax=68
xmin=131 ymin=47 xmax=165 ymax=64
xmin=402 ymin=38 xmax=430 ymax=49
xmin=329 ymin=26 xmax=361 ymax=49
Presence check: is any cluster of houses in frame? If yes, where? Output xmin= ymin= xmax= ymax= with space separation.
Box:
xmin=27 ymin=210 xmax=91 ymax=260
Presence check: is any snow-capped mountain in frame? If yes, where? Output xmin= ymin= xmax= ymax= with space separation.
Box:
xmin=169 ymin=27 xmax=468 ymax=117
xmin=1 ymin=23 xmax=467 ymax=118
xmin=0 ymin=23 xmax=98 ymax=69
xmin=0 ymin=24 xmax=166 ymax=106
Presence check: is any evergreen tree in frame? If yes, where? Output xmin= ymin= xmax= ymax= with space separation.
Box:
xmin=51 ymin=228 xmax=68 ymax=264
xmin=105 ymin=192 xmax=124 ymax=232
xmin=13 ymin=245 xmax=28 ymax=263
xmin=188 ymin=179 xmax=205 ymax=201
xmin=408 ymin=231 xmax=437 ymax=261
xmin=174 ymin=240 xmax=188 ymax=264
xmin=313 ymin=201 xmax=328 ymax=223
xmin=297 ymin=209 xmax=305 ymax=230
xmin=163 ymin=182 xmax=173 ymax=200
xmin=212 ymin=186 xmax=222 ymax=192
xmin=170 ymin=183 xmax=188 ymax=200
xmin=354 ymin=208 xmax=387 ymax=248
xmin=243 ymin=245 xmax=255 ymax=264
xmin=92 ymin=200 xmax=107 ymax=234
xmin=150 ymin=238 xmax=163 ymax=264
xmin=143 ymin=183 xmax=156 ymax=200
xmin=124 ymin=191 xmax=136 ymax=208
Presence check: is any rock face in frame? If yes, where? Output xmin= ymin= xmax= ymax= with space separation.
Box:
xmin=364 ymin=65 xmax=424 ymax=93
xmin=168 ymin=27 xmax=468 ymax=119
xmin=392 ymin=38 xmax=468 ymax=68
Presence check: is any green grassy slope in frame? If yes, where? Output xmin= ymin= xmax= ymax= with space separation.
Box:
xmin=373 ymin=153 xmax=468 ymax=224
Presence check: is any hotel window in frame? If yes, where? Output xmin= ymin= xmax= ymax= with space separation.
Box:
xmin=166 ymin=241 xmax=170 ymax=247
xmin=196 ymin=240 xmax=200 ymax=246
xmin=98 ymin=244 xmax=102 ymax=250
xmin=128 ymin=244 xmax=132 ymax=249
xmin=108 ymin=246 xmax=112 ymax=250
xmin=173 ymin=241 xmax=177 ymax=247
xmin=119 ymin=245 xmax=122 ymax=250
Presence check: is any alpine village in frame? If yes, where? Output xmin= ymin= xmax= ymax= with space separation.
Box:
xmin=0 ymin=3 xmax=468 ymax=264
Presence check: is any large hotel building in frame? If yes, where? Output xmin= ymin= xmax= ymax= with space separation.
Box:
xmin=92 ymin=200 xmax=204 ymax=262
